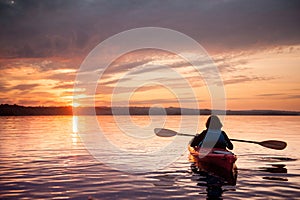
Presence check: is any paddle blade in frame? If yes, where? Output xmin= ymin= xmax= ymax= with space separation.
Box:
xmin=154 ymin=128 xmax=177 ymax=137
xmin=259 ymin=140 xmax=287 ymax=150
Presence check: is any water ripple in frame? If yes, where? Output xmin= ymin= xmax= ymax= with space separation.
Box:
xmin=1 ymin=116 xmax=300 ymax=199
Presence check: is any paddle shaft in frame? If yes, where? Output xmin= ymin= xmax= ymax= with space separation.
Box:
xmin=178 ymin=134 xmax=260 ymax=145
xmin=156 ymin=128 xmax=286 ymax=150
xmin=231 ymin=138 xmax=259 ymax=144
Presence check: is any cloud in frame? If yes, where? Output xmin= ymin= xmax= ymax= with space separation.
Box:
xmin=0 ymin=57 xmax=78 ymax=73
xmin=1 ymin=0 xmax=299 ymax=110
xmin=52 ymin=83 xmax=74 ymax=89
xmin=128 ymin=65 xmax=164 ymax=76
xmin=99 ymin=77 xmax=133 ymax=86
xmin=222 ymin=75 xmax=275 ymax=85
xmin=256 ymin=93 xmax=300 ymax=100
xmin=0 ymin=79 xmax=10 ymax=92
xmin=94 ymin=49 xmax=271 ymax=92
xmin=257 ymin=93 xmax=283 ymax=97
xmin=104 ymin=57 xmax=153 ymax=76
xmin=11 ymin=83 xmax=40 ymax=91
xmin=1 ymin=0 xmax=299 ymax=58
xmin=288 ymin=95 xmax=300 ymax=99
xmin=46 ymin=73 xmax=76 ymax=82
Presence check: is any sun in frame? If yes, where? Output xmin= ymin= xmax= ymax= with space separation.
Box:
xmin=72 ymin=102 xmax=81 ymax=107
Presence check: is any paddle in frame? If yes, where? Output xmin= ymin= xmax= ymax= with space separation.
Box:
xmin=154 ymin=128 xmax=287 ymax=150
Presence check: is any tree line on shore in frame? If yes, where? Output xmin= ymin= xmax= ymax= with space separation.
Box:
xmin=0 ymin=104 xmax=299 ymax=116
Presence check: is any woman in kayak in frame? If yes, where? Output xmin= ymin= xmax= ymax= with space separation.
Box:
xmin=190 ymin=115 xmax=233 ymax=151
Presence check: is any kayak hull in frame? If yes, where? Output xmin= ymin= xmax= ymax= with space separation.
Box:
xmin=189 ymin=146 xmax=237 ymax=185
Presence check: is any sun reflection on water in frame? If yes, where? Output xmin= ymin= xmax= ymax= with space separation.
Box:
xmin=72 ymin=115 xmax=78 ymax=145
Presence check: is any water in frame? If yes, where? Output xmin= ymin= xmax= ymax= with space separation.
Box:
xmin=0 ymin=116 xmax=299 ymax=199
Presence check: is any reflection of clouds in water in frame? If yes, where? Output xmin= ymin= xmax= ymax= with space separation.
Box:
xmin=100 ymin=116 xmax=173 ymax=152
xmin=0 ymin=116 xmax=299 ymax=199
xmin=76 ymin=115 xmax=194 ymax=172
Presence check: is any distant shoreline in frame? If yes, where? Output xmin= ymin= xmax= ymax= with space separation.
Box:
xmin=0 ymin=104 xmax=299 ymax=116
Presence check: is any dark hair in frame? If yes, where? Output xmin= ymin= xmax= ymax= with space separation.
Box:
xmin=205 ymin=115 xmax=223 ymax=130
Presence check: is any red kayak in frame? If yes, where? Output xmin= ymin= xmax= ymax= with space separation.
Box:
xmin=188 ymin=146 xmax=238 ymax=185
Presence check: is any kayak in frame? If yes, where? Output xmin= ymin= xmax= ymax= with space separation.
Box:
xmin=188 ymin=146 xmax=238 ymax=185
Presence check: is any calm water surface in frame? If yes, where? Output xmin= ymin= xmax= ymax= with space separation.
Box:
xmin=0 ymin=116 xmax=299 ymax=199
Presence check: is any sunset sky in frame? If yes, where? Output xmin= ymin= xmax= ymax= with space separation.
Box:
xmin=0 ymin=0 xmax=299 ymax=111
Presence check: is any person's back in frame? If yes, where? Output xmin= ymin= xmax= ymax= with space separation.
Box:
xmin=190 ymin=115 xmax=233 ymax=150
xmin=203 ymin=129 xmax=232 ymax=149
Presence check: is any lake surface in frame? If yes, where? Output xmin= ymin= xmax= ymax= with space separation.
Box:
xmin=0 ymin=115 xmax=299 ymax=199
